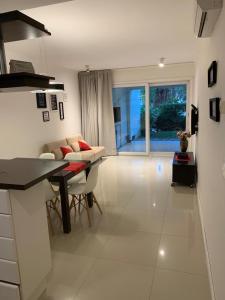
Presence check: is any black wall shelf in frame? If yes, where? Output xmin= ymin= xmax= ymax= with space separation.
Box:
xmin=0 ymin=10 xmax=51 ymax=43
xmin=0 ymin=10 xmax=53 ymax=92
xmin=0 ymin=73 xmax=55 ymax=92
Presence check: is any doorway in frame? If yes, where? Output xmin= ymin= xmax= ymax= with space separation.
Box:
xmin=112 ymin=82 xmax=188 ymax=155
xmin=149 ymin=83 xmax=187 ymax=152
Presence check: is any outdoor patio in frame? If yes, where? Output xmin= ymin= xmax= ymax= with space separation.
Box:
xmin=118 ymin=139 xmax=180 ymax=152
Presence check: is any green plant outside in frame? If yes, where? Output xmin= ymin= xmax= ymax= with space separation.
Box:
xmin=140 ymin=84 xmax=187 ymax=140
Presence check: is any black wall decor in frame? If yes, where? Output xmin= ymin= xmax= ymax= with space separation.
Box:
xmin=209 ymin=98 xmax=220 ymax=122
xmin=42 ymin=110 xmax=50 ymax=122
xmin=36 ymin=93 xmax=47 ymax=108
xmin=59 ymin=102 xmax=64 ymax=120
xmin=50 ymin=94 xmax=58 ymax=110
xmin=208 ymin=61 xmax=217 ymax=87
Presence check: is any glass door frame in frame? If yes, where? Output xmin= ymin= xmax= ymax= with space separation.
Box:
xmin=113 ymin=82 xmax=149 ymax=156
xmin=113 ymin=80 xmax=190 ymax=156
xmin=149 ymin=80 xmax=190 ymax=155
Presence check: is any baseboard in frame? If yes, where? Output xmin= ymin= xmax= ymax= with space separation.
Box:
xmin=196 ymin=186 xmax=216 ymax=300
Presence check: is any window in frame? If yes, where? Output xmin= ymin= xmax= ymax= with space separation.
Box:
xmin=150 ymin=83 xmax=187 ymax=152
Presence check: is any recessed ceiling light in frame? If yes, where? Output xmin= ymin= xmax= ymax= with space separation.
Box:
xmin=159 ymin=249 xmax=165 ymax=257
xmin=158 ymin=57 xmax=165 ymax=68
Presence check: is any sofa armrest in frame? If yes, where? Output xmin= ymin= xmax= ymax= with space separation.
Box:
xmin=64 ymin=152 xmax=82 ymax=161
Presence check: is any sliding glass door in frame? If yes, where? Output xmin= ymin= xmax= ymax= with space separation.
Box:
xmin=112 ymin=82 xmax=188 ymax=154
xmin=149 ymin=83 xmax=187 ymax=152
xmin=112 ymin=86 xmax=146 ymax=153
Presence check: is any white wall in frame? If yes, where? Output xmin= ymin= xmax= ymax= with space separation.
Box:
xmin=0 ymin=40 xmax=81 ymax=158
xmin=112 ymin=62 xmax=195 ymax=84
xmin=195 ymin=5 xmax=225 ymax=300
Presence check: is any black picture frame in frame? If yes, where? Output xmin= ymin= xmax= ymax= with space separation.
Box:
xmin=209 ymin=98 xmax=220 ymax=122
xmin=50 ymin=94 xmax=58 ymax=110
xmin=208 ymin=61 xmax=217 ymax=87
xmin=42 ymin=111 xmax=50 ymax=122
xmin=59 ymin=102 xmax=64 ymax=120
xmin=36 ymin=93 xmax=47 ymax=108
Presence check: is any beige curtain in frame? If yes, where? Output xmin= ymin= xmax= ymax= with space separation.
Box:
xmin=78 ymin=69 xmax=116 ymax=155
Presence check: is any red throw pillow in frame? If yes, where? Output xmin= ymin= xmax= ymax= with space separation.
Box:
xmin=78 ymin=140 xmax=92 ymax=151
xmin=60 ymin=146 xmax=73 ymax=158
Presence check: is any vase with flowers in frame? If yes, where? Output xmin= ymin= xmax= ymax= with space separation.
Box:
xmin=177 ymin=131 xmax=191 ymax=152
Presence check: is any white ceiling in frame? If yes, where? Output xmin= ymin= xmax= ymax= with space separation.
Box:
xmin=5 ymin=0 xmax=197 ymax=70
xmin=0 ymin=0 xmax=72 ymax=12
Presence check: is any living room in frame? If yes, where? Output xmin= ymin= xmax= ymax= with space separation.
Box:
xmin=0 ymin=1 xmax=224 ymax=300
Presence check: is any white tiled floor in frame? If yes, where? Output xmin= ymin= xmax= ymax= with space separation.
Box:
xmin=39 ymin=156 xmax=211 ymax=300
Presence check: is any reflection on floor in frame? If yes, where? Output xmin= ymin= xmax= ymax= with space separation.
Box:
xmin=118 ymin=140 xmax=180 ymax=152
xmin=40 ymin=156 xmax=211 ymax=300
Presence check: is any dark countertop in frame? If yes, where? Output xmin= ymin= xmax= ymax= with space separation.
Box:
xmin=0 ymin=158 xmax=69 ymax=190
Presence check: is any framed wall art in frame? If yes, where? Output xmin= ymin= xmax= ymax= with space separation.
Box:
xmin=208 ymin=61 xmax=217 ymax=87
xmin=42 ymin=111 xmax=50 ymax=122
xmin=209 ymin=98 xmax=220 ymax=122
xmin=36 ymin=93 xmax=47 ymax=108
xmin=50 ymin=94 xmax=58 ymax=110
xmin=59 ymin=102 xmax=64 ymax=120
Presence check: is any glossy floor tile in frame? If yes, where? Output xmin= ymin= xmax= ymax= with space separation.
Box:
xmin=150 ymin=269 xmax=211 ymax=300
xmin=157 ymin=235 xmax=208 ymax=275
xmin=39 ymin=156 xmax=211 ymax=300
xmin=116 ymin=209 xmax=165 ymax=234
xmin=76 ymin=259 xmax=154 ymax=300
xmin=162 ymin=209 xmax=202 ymax=238
xmin=100 ymin=231 xmax=161 ymax=267
xmin=40 ymin=252 xmax=95 ymax=300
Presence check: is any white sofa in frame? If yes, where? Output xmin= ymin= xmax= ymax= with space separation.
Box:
xmin=43 ymin=135 xmax=105 ymax=162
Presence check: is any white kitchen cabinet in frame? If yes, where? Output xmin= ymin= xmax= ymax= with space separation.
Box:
xmin=0 ymin=237 xmax=17 ymax=261
xmin=0 ymin=259 xmax=20 ymax=284
xmin=0 ymin=184 xmax=51 ymax=300
xmin=0 ymin=214 xmax=14 ymax=237
xmin=0 ymin=190 xmax=11 ymax=214
xmin=0 ymin=282 xmax=20 ymax=300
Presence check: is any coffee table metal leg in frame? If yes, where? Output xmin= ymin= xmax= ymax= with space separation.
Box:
xmin=59 ymin=178 xmax=71 ymax=233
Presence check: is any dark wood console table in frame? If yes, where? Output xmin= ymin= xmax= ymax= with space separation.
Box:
xmin=171 ymin=152 xmax=196 ymax=188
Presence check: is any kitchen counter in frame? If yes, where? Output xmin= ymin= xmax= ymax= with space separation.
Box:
xmin=0 ymin=158 xmax=69 ymax=190
xmin=0 ymin=157 xmax=69 ymax=300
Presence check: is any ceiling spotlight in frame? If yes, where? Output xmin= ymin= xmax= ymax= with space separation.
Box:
xmin=158 ymin=58 xmax=165 ymax=68
xmin=159 ymin=249 xmax=166 ymax=257
xmin=85 ymin=65 xmax=90 ymax=72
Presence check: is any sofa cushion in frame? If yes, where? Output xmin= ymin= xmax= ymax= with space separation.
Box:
xmin=91 ymin=146 xmax=105 ymax=160
xmin=51 ymin=148 xmax=63 ymax=160
xmin=78 ymin=150 xmax=96 ymax=162
xmin=43 ymin=139 xmax=67 ymax=153
xmin=78 ymin=140 xmax=92 ymax=151
xmin=60 ymin=146 xmax=73 ymax=158
xmin=66 ymin=135 xmax=83 ymax=145
xmin=70 ymin=141 xmax=80 ymax=152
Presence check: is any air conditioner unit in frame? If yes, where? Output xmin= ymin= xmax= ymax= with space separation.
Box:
xmin=194 ymin=0 xmax=223 ymax=38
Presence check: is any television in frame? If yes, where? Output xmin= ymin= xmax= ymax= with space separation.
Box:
xmin=113 ymin=107 xmax=121 ymax=123
xmin=191 ymin=104 xmax=199 ymax=135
